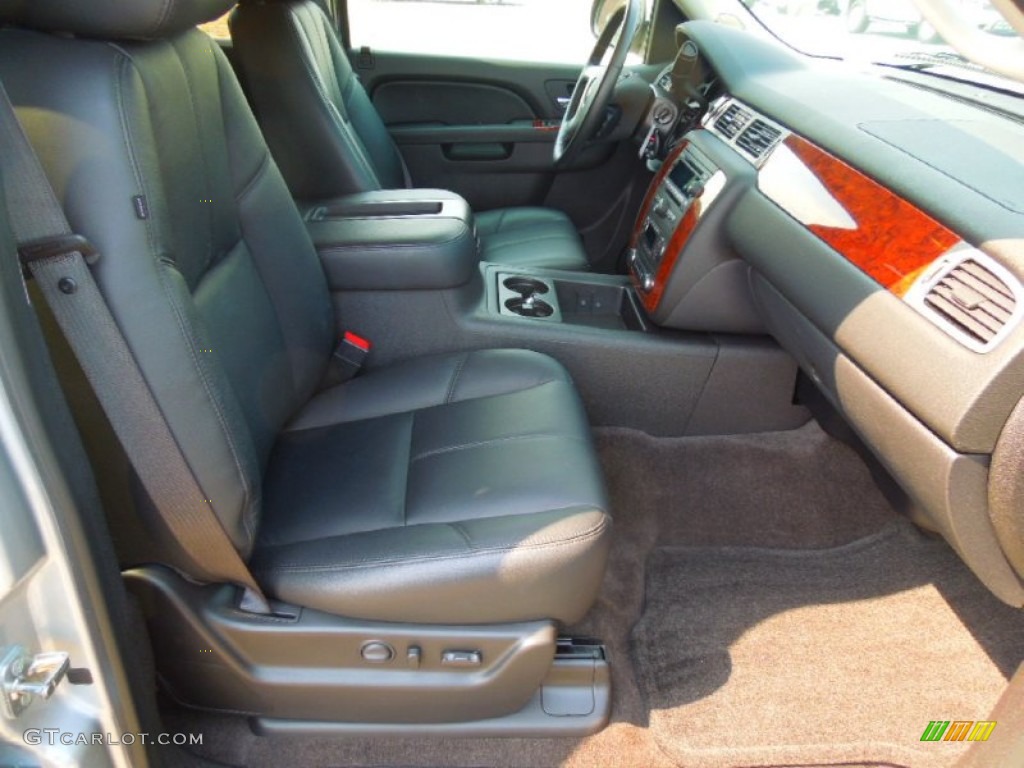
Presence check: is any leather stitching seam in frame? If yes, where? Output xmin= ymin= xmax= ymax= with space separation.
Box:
xmin=172 ymin=35 xmax=216 ymax=277
xmin=283 ymin=376 xmax=567 ymax=433
xmin=410 ymin=432 xmax=583 ymax=463
xmin=255 ymin=515 xmax=610 ymax=573
xmin=235 ymin=151 xmax=272 ymax=203
xmin=444 ymin=352 xmax=468 ymax=404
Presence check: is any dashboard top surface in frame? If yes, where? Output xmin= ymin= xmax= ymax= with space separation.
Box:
xmin=680 ymin=20 xmax=1024 ymax=250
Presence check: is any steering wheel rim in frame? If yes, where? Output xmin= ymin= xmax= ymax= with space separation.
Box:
xmin=553 ymin=0 xmax=643 ymax=167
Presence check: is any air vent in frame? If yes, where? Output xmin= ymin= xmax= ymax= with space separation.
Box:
xmin=923 ymin=258 xmax=1017 ymax=348
xmin=736 ymin=119 xmax=782 ymax=160
xmin=715 ymin=103 xmax=751 ymax=139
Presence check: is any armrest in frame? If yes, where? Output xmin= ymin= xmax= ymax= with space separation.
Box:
xmin=304 ymin=190 xmax=479 ymax=291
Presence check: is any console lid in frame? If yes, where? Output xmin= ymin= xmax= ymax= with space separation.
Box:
xmin=304 ymin=189 xmax=479 ymax=291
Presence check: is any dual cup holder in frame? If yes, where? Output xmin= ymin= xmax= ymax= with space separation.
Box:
xmin=498 ymin=274 xmax=560 ymax=321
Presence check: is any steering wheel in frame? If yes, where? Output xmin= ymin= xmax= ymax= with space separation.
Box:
xmin=553 ymin=0 xmax=643 ymax=167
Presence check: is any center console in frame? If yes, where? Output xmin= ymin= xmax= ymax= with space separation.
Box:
xmin=626 ymin=137 xmax=762 ymax=334
xmin=304 ymin=189 xmax=478 ymax=291
xmin=300 ymin=153 xmax=807 ymax=439
xmin=496 ymin=272 xmax=649 ymax=331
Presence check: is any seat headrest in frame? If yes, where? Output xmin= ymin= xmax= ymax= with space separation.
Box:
xmin=0 ymin=0 xmax=238 ymax=41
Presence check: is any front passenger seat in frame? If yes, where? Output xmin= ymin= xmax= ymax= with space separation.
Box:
xmin=0 ymin=0 xmax=611 ymax=720
xmin=230 ymin=0 xmax=591 ymax=272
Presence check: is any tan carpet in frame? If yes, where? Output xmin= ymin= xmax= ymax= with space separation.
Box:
xmin=634 ymin=520 xmax=1024 ymax=768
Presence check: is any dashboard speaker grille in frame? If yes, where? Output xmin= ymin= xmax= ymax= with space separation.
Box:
xmin=923 ymin=258 xmax=1016 ymax=346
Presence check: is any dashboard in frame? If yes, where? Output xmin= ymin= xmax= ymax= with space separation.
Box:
xmin=633 ymin=20 xmax=1024 ymax=606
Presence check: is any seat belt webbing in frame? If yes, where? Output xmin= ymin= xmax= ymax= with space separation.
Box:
xmin=0 ymin=85 xmax=271 ymax=614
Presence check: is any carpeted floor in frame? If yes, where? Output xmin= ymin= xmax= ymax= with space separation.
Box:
xmin=166 ymin=422 xmax=1022 ymax=768
xmin=634 ymin=520 xmax=1024 ymax=768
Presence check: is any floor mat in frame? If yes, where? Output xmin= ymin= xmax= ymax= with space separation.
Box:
xmin=634 ymin=520 xmax=1024 ymax=768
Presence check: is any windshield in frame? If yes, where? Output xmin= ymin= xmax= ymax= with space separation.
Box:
xmin=697 ymin=0 xmax=1023 ymax=92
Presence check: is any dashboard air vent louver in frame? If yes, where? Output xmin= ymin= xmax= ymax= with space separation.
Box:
xmin=715 ymin=103 xmax=751 ymax=139
xmin=736 ymin=119 xmax=782 ymax=159
xmin=923 ymin=258 xmax=1016 ymax=347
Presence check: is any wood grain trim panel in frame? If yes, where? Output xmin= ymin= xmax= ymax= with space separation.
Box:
xmin=630 ymin=142 xmax=711 ymax=313
xmin=639 ymin=203 xmax=701 ymax=313
xmin=764 ymin=135 xmax=961 ymax=297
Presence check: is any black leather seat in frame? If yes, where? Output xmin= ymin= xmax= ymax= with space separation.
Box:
xmin=229 ymin=0 xmax=591 ymax=272
xmin=257 ymin=349 xmax=609 ymax=623
xmin=0 ymin=0 xmax=610 ymax=625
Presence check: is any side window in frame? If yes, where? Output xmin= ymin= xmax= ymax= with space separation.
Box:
xmin=198 ymin=8 xmax=234 ymax=40
xmin=346 ymin=0 xmax=598 ymax=64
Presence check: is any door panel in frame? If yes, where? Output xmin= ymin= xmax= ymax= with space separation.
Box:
xmin=357 ymin=53 xmax=580 ymax=119
xmin=360 ymin=53 xmax=580 ymax=210
xmin=372 ymin=77 xmax=572 ymax=210
xmin=356 ymin=50 xmax=648 ymax=269
xmin=544 ymin=78 xmax=579 ymax=115
xmin=389 ymin=121 xmax=616 ymax=212
xmin=374 ymin=81 xmax=537 ymax=126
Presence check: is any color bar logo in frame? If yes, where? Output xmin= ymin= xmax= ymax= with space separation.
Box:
xmin=920 ymin=721 xmax=997 ymax=742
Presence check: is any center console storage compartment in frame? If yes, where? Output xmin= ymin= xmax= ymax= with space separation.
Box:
xmin=304 ymin=189 xmax=478 ymax=291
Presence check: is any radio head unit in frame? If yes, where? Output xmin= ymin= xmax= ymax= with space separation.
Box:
xmin=630 ymin=143 xmax=716 ymax=294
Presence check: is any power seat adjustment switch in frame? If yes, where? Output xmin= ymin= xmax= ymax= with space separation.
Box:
xmin=360 ymin=641 xmax=395 ymax=664
xmin=441 ymin=650 xmax=482 ymax=668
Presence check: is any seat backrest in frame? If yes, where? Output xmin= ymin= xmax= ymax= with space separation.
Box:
xmin=0 ymin=0 xmax=336 ymax=561
xmin=231 ymin=0 xmax=408 ymax=200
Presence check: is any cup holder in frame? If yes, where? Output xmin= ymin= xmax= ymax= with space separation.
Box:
xmin=505 ymin=296 xmax=554 ymax=318
xmin=497 ymin=272 xmax=559 ymax=321
xmin=503 ymin=276 xmax=550 ymax=297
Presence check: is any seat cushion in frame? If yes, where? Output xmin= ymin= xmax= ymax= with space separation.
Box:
xmin=476 ymin=207 xmax=589 ymax=271
xmin=253 ymin=349 xmax=611 ymax=625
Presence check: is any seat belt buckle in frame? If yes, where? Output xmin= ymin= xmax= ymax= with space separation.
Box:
xmin=18 ymin=234 xmax=99 ymax=275
xmin=329 ymin=331 xmax=371 ymax=385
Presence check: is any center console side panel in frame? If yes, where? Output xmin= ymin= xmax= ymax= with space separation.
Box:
xmin=332 ymin=269 xmax=808 ymax=437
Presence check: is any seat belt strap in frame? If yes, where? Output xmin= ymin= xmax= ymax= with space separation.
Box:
xmin=0 ymin=85 xmax=271 ymax=614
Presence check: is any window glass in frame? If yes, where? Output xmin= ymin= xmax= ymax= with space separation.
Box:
xmin=198 ymin=8 xmax=234 ymax=40
xmin=713 ymin=0 xmax=1022 ymax=93
xmin=347 ymin=0 xmax=599 ymax=64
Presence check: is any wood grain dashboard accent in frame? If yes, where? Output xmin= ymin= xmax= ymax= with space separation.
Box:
xmin=639 ymin=204 xmax=701 ymax=313
xmin=760 ymin=135 xmax=961 ymax=297
xmin=630 ymin=141 xmax=716 ymax=314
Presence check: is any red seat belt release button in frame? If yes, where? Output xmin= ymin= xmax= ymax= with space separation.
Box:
xmin=343 ymin=331 xmax=371 ymax=352
xmin=329 ymin=331 xmax=372 ymax=384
